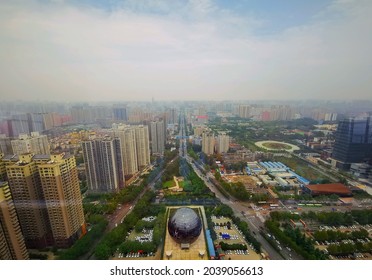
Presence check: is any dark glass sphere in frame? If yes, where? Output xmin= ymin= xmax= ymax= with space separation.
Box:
xmin=168 ymin=207 xmax=202 ymax=243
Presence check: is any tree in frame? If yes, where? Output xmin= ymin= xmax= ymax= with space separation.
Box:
xmin=94 ymin=243 xmax=112 ymax=260
xmin=214 ymin=205 xmax=233 ymax=217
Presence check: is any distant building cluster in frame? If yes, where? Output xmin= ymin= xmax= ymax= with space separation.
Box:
xmin=0 ymin=132 xmax=50 ymax=156
xmin=0 ymin=112 xmax=71 ymax=137
xmin=235 ymin=104 xmax=339 ymax=122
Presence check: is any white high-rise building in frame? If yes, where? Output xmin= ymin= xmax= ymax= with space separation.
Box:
xmin=202 ymin=132 xmax=215 ymax=155
xmin=134 ymin=125 xmax=150 ymax=167
xmin=217 ymin=133 xmax=230 ymax=154
xmin=110 ymin=124 xmax=150 ymax=175
xmin=110 ymin=126 xmax=138 ymax=176
xmin=11 ymin=132 xmax=50 ymax=155
xmin=238 ymin=105 xmax=251 ymax=118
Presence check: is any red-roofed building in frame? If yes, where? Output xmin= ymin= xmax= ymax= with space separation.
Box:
xmin=303 ymin=183 xmax=352 ymax=197
xmin=193 ymin=115 xmax=208 ymax=125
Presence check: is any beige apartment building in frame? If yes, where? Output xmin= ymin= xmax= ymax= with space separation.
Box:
xmin=5 ymin=154 xmax=52 ymax=248
xmin=110 ymin=126 xmax=139 ymax=176
xmin=11 ymin=132 xmax=50 ymax=155
xmin=134 ymin=125 xmax=150 ymax=168
xmin=202 ymin=132 xmax=215 ymax=155
xmin=0 ymin=181 xmax=29 ymax=260
xmin=37 ymin=154 xmax=86 ymax=248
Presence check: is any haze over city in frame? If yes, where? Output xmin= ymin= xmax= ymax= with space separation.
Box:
xmin=1 ymin=2 xmax=372 ymax=265
xmin=1 ymin=0 xmax=371 ymax=102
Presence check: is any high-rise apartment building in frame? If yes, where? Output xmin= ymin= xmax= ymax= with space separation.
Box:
xmin=5 ymin=113 xmax=54 ymax=137
xmin=324 ymin=113 xmax=338 ymax=122
xmin=166 ymin=108 xmax=177 ymax=125
xmin=113 ymin=106 xmax=128 ymax=122
xmin=332 ymin=116 xmax=372 ymax=169
xmin=5 ymin=154 xmax=52 ymax=248
xmin=202 ymin=132 xmax=215 ymax=155
xmin=0 ymin=135 xmax=12 ymax=154
xmin=7 ymin=114 xmax=30 ymax=137
xmin=193 ymin=126 xmax=206 ymax=137
xmin=1 ymin=153 xmax=86 ymax=249
xmin=110 ymin=126 xmax=139 ymax=176
xmin=0 ymin=153 xmax=6 ymax=181
xmin=150 ymin=120 xmax=165 ymax=154
xmin=11 ymin=132 xmax=50 ymax=155
xmin=134 ymin=125 xmax=150 ymax=168
xmin=0 ymin=181 xmax=29 ymax=259
xmin=28 ymin=113 xmax=53 ymax=132
xmin=217 ymin=133 xmax=230 ymax=154
xmin=70 ymin=106 xmax=94 ymax=124
xmin=238 ymin=105 xmax=251 ymax=119
xmin=127 ymin=107 xmax=154 ymax=123
xmin=82 ymin=137 xmax=124 ymax=193
xmin=37 ymin=154 xmax=86 ymax=248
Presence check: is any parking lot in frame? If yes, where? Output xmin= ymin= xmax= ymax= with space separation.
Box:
xmin=212 ymin=216 xmax=260 ymax=260
xmin=314 ymin=223 xmax=372 ymax=260
xmin=128 ymin=229 xmax=154 ymax=243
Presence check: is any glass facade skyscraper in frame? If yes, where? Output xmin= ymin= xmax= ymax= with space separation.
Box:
xmin=333 ymin=116 xmax=372 ymax=168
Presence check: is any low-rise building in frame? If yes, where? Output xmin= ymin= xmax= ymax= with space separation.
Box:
xmin=303 ymin=183 xmax=352 ymax=197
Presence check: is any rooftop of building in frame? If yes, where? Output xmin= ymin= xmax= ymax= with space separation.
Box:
xmin=33 ymin=154 xmax=52 ymax=160
xmin=306 ymin=183 xmax=351 ymax=195
xmin=2 ymin=154 xmax=19 ymax=161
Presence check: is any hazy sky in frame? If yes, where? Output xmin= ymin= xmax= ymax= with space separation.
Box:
xmin=1 ymin=0 xmax=371 ymax=102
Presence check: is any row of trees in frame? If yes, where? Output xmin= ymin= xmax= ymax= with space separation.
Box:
xmin=94 ymin=191 xmax=159 ymax=259
xmin=162 ymin=158 xmax=180 ymax=183
xmin=83 ymin=174 xmax=150 ymax=216
xmin=187 ymin=148 xmax=198 ymax=160
xmin=219 ymin=242 xmax=247 ymax=251
xmin=328 ymin=241 xmax=372 ymax=255
xmin=301 ymin=211 xmax=353 ymax=226
xmin=182 ymin=168 xmax=211 ymax=196
xmin=272 ymin=209 xmax=372 ymax=227
xmin=231 ymin=215 xmax=261 ymax=252
xmin=209 ymin=177 xmax=230 ymax=198
xmin=351 ymin=210 xmax=372 ymax=225
xmin=58 ymin=215 xmax=108 ymax=260
xmin=313 ymin=228 xmax=369 ymax=242
xmin=269 ymin=211 xmax=301 ymax=221
xmin=265 ymin=220 xmax=327 ymax=260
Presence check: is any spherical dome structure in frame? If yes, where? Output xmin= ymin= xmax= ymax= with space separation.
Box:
xmin=168 ymin=207 xmax=202 ymax=244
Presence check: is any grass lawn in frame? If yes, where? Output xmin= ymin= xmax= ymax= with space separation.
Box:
xmin=262 ymin=142 xmax=292 ymax=150
xmin=276 ymin=156 xmax=332 ymax=182
xmin=163 ymin=180 xmax=175 ymax=189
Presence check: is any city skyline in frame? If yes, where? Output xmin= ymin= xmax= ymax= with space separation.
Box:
xmin=0 ymin=99 xmax=372 ymax=260
xmin=1 ymin=0 xmax=371 ymax=102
